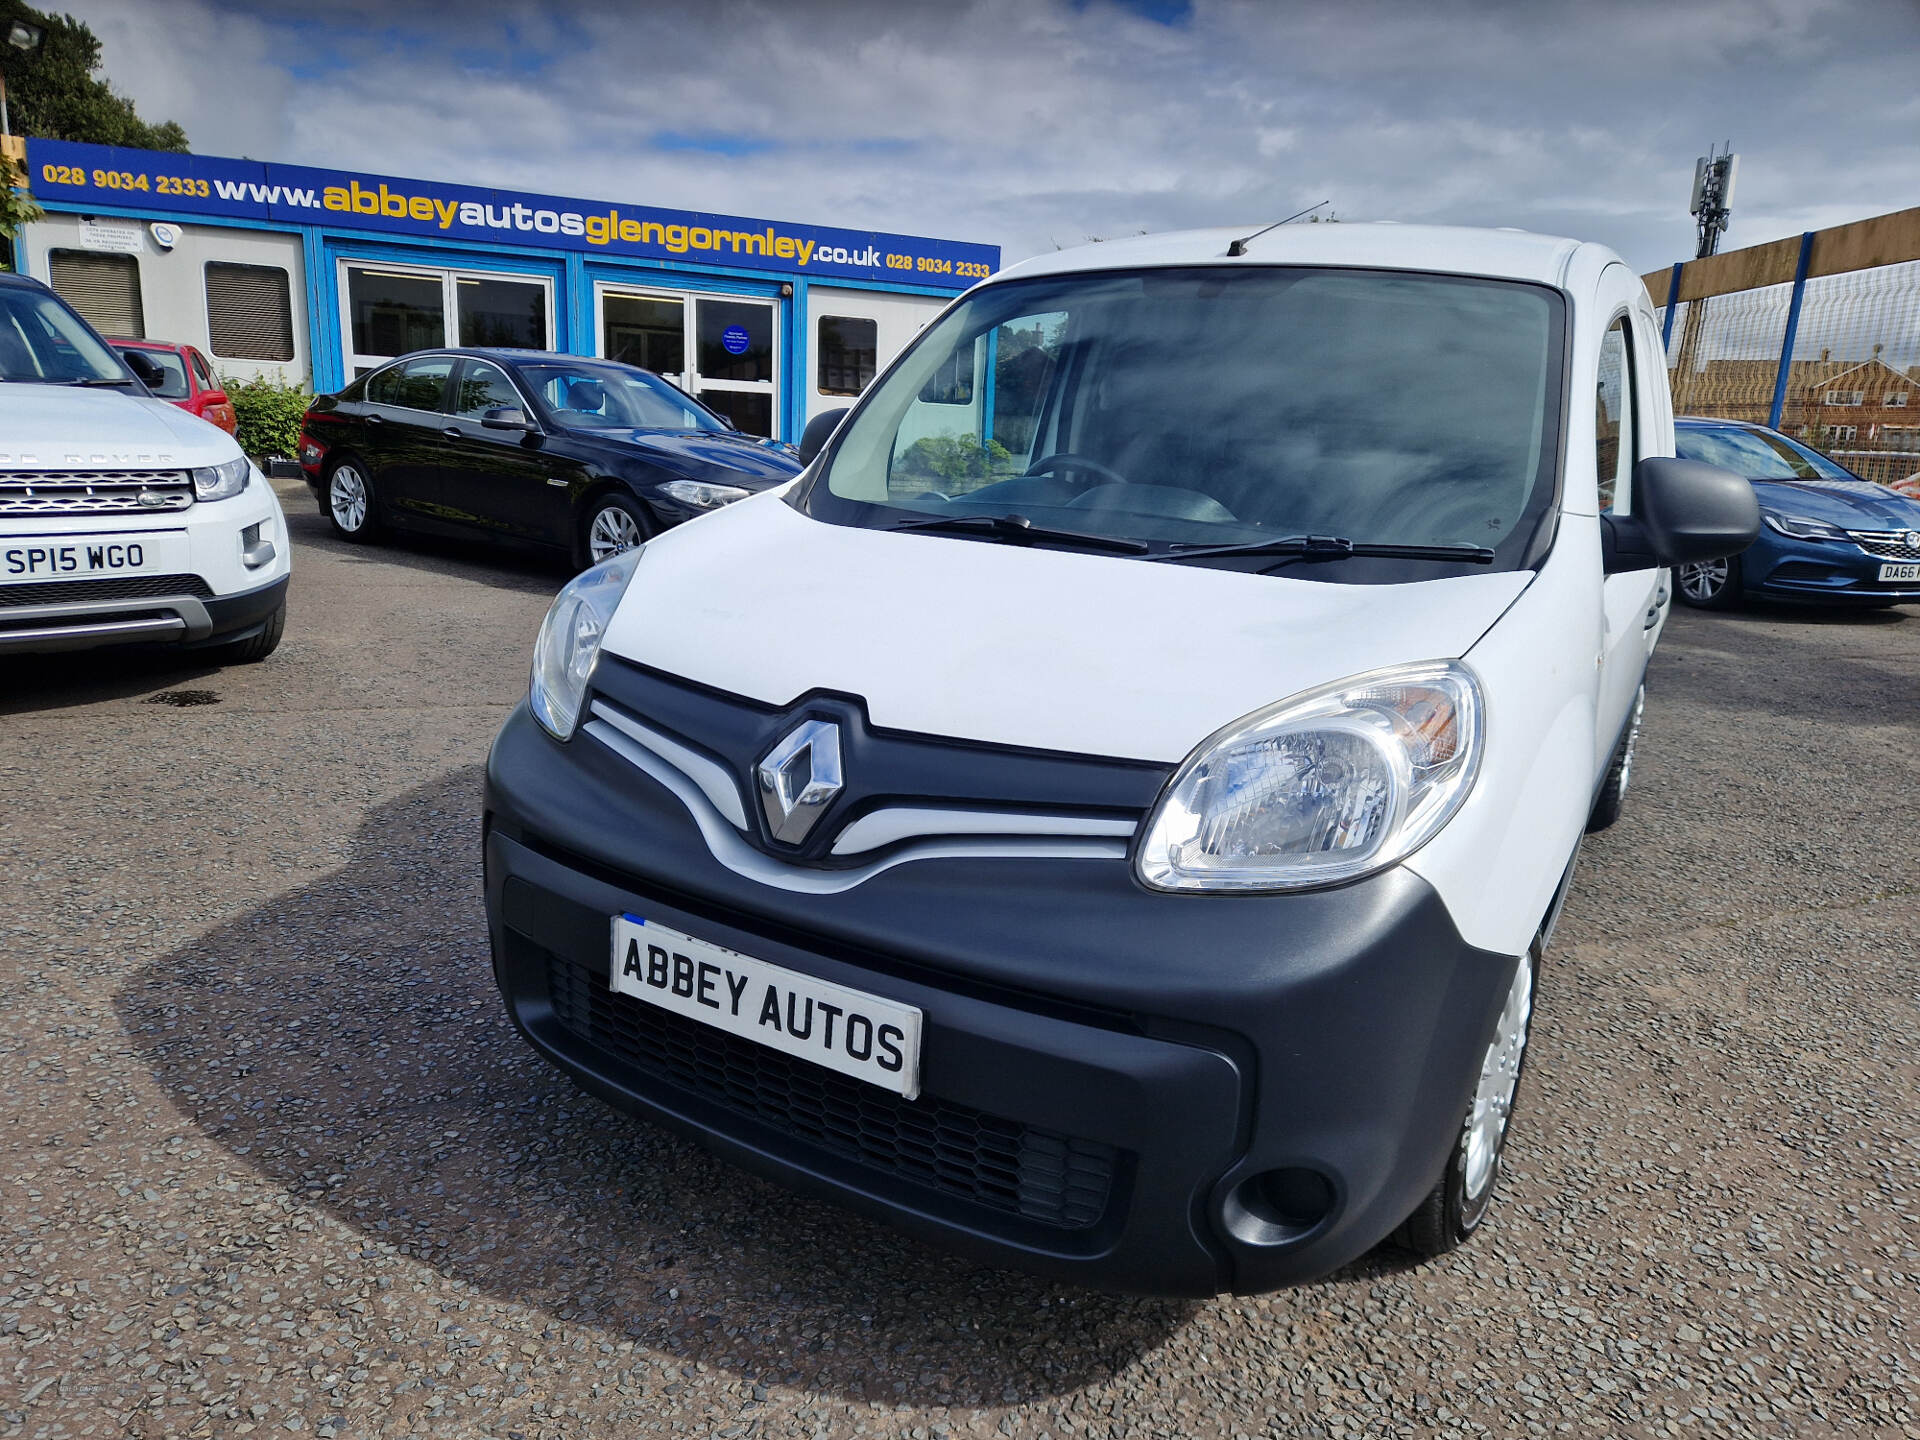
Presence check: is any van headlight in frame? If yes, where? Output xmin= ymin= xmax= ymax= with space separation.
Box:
xmin=529 ymin=548 xmax=646 ymax=740
xmin=1135 ymin=661 xmax=1484 ymax=892
xmin=191 ymin=455 xmax=251 ymax=501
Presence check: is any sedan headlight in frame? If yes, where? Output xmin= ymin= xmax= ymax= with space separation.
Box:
xmin=1763 ymin=512 xmax=1849 ymax=542
xmin=1136 ymin=661 xmax=1483 ymax=892
xmin=530 ymin=547 xmax=645 ymax=740
xmin=658 ymin=478 xmax=750 ymax=510
xmin=191 ymin=455 xmax=251 ymax=501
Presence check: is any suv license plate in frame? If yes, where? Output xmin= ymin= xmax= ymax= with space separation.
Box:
xmin=610 ymin=914 xmax=923 ymax=1098
xmin=1878 ymin=562 xmax=1920 ymax=582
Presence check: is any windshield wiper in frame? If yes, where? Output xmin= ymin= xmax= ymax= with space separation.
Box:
xmin=889 ymin=512 xmax=1150 ymax=555
xmin=64 ymin=377 xmax=138 ymax=387
xmin=1145 ymin=534 xmax=1496 ymax=566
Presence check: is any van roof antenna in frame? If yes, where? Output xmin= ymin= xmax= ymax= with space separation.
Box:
xmin=1227 ymin=201 xmax=1330 ymax=257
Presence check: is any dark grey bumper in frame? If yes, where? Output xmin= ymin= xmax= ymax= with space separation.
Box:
xmin=484 ymin=702 xmax=1520 ymax=1295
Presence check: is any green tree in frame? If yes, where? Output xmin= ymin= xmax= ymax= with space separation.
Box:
xmin=0 ymin=0 xmax=189 ymax=151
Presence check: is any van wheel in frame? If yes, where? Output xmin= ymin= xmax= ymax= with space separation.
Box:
xmin=1585 ymin=684 xmax=1644 ymax=833
xmin=326 ymin=459 xmax=379 ymax=542
xmin=1674 ymin=556 xmax=1740 ymax=609
xmin=1396 ymin=941 xmax=1537 ymax=1258
xmin=213 ymin=601 xmax=285 ymax=665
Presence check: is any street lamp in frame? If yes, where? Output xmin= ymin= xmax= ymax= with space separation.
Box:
xmin=3 ymin=19 xmax=46 ymax=139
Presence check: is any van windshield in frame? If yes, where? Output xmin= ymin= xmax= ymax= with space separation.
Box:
xmin=801 ymin=267 xmax=1564 ymax=572
xmin=0 ymin=286 xmax=132 ymax=384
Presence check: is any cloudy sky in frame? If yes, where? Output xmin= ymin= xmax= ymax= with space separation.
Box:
xmin=63 ymin=0 xmax=1920 ymax=276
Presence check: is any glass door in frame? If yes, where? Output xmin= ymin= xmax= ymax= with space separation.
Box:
xmin=597 ymin=285 xmax=780 ymax=437
xmin=690 ymin=298 xmax=777 ymax=437
xmin=340 ymin=262 xmax=553 ymax=379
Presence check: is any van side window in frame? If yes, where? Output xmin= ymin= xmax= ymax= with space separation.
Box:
xmin=1595 ymin=317 xmax=1635 ymax=513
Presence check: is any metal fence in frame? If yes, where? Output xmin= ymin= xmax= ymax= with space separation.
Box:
xmin=1645 ymin=207 xmax=1920 ymax=488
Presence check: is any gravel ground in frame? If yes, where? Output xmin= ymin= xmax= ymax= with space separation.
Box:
xmin=2 ymin=481 xmax=1916 ymax=1438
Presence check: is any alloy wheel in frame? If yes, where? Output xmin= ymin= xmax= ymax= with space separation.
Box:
xmin=1461 ymin=952 xmax=1533 ymax=1202
xmin=1676 ymin=559 xmax=1728 ymax=603
xmin=330 ymin=466 xmax=369 ymax=533
xmin=588 ymin=505 xmax=643 ymax=562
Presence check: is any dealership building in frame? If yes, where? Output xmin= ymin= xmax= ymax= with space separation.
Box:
xmin=13 ymin=138 xmax=997 ymax=440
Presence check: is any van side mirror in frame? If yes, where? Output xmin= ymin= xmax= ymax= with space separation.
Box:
xmin=798 ymin=407 xmax=849 ymax=466
xmin=1602 ymin=458 xmax=1760 ymax=574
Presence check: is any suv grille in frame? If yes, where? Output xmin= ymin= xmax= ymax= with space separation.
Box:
xmin=544 ymin=949 xmax=1118 ymax=1230
xmin=0 ymin=470 xmax=194 ymax=516
xmin=1850 ymin=529 xmax=1920 ymax=561
xmin=0 ymin=573 xmax=213 ymax=609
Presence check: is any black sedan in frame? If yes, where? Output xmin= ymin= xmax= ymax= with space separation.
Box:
xmin=298 ymin=350 xmax=803 ymax=567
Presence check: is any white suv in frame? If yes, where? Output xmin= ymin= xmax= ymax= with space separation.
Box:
xmin=1 ymin=272 xmax=289 ymax=663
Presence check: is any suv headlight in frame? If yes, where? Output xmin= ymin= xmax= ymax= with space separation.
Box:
xmin=1762 ymin=512 xmax=1849 ymax=542
xmin=191 ymin=455 xmax=251 ymax=501
xmin=658 ymin=478 xmax=749 ymax=510
xmin=1136 ymin=661 xmax=1484 ymax=892
xmin=530 ymin=548 xmax=646 ymax=740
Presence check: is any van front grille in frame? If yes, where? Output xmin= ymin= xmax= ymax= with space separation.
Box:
xmin=542 ymin=947 xmax=1118 ymax=1231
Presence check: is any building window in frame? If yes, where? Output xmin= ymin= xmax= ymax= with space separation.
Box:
xmin=48 ymin=250 xmax=144 ymax=338
xmin=205 ymin=262 xmax=295 ymax=361
xmin=1886 ymin=392 xmax=1909 ymax=408
xmin=1830 ymin=426 xmax=1858 ymax=443
xmin=817 ymin=315 xmax=877 ymax=396
xmin=1822 ymin=390 xmax=1864 ymax=407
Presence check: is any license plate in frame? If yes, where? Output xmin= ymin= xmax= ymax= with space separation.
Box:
xmin=3 ymin=534 xmax=178 ymax=581
xmin=1879 ymin=562 xmax=1920 ymax=582
xmin=610 ymin=915 xmax=924 ymax=1098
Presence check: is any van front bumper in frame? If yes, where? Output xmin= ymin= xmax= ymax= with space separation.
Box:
xmin=484 ymin=703 xmax=1519 ymax=1297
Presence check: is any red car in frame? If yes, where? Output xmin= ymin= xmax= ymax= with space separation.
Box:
xmin=112 ymin=338 xmax=238 ymax=436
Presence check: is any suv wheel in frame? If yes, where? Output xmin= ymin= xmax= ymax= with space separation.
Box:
xmin=1396 ymin=940 xmax=1537 ymax=1258
xmin=326 ymin=460 xmax=378 ymax=542
xmin=1674 ymin=555 xmax=1740 ymax=609
xmin=213 ymin=601 xmax=286 ymax=665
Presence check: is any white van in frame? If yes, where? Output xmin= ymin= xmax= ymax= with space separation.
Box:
xmin=481 ymin=224 xmax=1757 ymax=1294
xmin=1 ymin=272 xmax=289 ymax=662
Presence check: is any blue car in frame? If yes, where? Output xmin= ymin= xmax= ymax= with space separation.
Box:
xmin=1671 ymin=417 xmax=1920 ymax=609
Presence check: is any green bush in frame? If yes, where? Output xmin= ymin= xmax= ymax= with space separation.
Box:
xmin=898 ymin=434 xmax=1013 ymax=483
xmin=220 ymin=374 xmax=310 ymax=462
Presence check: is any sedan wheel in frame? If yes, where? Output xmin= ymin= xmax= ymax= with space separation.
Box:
xmin=327 ymin=462 xmax=376 ymax=542
xmin=1674 ymin=556 xmax=1740 ymax=609
xmin=585 ymin=497 xmax=646 ymax=564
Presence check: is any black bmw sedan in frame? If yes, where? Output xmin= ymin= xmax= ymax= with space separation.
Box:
xmin=298 ymin=350 xmax=803 ymax=567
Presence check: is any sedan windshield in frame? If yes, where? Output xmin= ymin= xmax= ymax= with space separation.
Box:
xmin=0 ymin=286 xmax=132 ymax=384
xmin=803 ymin=266 xmax=1563 ymax=565
xmin=1675 ymin=424 xmax=1859 ymax=481
xmin=516 ymin=362 xmax=727 ymax=433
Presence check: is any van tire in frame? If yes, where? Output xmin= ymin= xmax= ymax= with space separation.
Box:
xmin=1395 ymin=941 xmax=1538 ymax=1259
xmin=1585 ymin=684 xmax=1645 ymax=833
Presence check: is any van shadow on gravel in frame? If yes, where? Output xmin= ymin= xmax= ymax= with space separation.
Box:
xmin=115 ymin=765 xmax=1193 ymax=1406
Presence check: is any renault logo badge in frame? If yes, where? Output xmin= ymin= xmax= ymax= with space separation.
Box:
xmin=757 ymin=720 xmax=843 ymax=844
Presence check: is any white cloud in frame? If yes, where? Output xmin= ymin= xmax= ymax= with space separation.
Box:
xmin=56 ymin=0 xmax=1920 ymax=273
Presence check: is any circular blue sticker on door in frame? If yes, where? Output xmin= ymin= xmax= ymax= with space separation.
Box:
xmin=721 ymin=325 xmax=751 ymax=356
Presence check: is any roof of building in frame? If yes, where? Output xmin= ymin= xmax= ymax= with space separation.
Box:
xmin=992 ymin=222 xmax=1598 ymax=288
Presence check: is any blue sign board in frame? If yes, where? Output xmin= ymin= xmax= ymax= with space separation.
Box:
xmin=25 ymin=139 xmax=999 ymax=289
xmin=721 ymin=325 xmax=751 ymax=355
